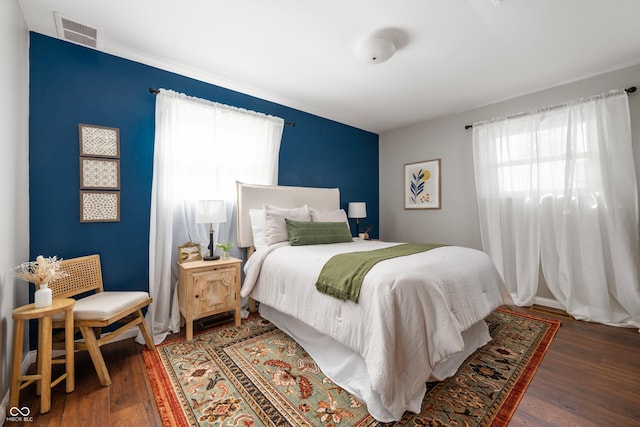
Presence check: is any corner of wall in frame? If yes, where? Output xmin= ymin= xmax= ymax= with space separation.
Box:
xmin=0 ymin=0 xmax=31 ymax=407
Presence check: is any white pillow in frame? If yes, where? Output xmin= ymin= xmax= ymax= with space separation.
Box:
xmin=310 ymin=208 xmax=351 ymax=231
xmin=264 ymin=204 xmax=310 ymax=245
xmin=249 ymin=209 xmax=267 ymax=249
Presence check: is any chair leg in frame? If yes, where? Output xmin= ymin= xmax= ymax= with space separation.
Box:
xmin=136 ymin=309 xmax=156 ymax=351
xmin=64 ymin=309 xmax=75 ymax=393
xmin=78 ymin=326 xmax=111 ymax=387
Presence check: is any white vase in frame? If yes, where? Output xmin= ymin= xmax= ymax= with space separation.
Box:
xmin=35 ymin=283 xmax=52 ymax=308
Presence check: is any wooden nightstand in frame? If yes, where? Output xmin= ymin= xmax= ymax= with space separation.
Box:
xmin=177 ymin=257 xmax=242 ymax=341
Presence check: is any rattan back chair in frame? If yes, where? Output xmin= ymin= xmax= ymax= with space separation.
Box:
xmin=50 ymin=254 xmax=104 ymax=298
xmin=50 ymin=254 xmax=155 ymax=387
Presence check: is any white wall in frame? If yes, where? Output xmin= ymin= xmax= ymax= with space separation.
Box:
xmin=0 ymin=0 xmax=30 ymax=408
xmin=380 ymin=64 xmax=640 ymax=299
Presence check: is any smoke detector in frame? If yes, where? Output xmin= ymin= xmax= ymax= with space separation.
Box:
xmin=54 ymin=12 xmax=103 ymax=50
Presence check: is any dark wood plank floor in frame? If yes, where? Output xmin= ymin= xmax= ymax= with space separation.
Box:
xmin=5 ymin=306 xmax=640 ymax=426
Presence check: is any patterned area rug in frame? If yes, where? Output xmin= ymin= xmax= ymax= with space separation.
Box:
xmin=143 ymin=308 xmax=559 ymax=426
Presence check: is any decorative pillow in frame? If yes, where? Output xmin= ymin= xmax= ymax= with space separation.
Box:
xmin=249 ymin=209 xmax=267 ymax=248
xmin=309 ymin=207 xmax=351 ymax=231
xmin=264 ymin=205 xmax=311 ymax=245
xmin=285 ymin=219 xmax=354 ymax=246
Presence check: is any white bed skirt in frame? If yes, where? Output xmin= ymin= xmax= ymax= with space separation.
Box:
xmin=259 ymin=303 xmax=492 ymax=422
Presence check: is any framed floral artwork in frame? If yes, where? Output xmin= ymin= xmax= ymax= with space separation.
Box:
xmin=404 ymin=158 xmax=441 ymax=209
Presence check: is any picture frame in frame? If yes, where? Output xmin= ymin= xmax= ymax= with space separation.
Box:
xmin=177 ymin=242 xmax=202 ymax=263
xmin=80 ymin=190 xmax=120 ymax=222
xmin=404 ymin=158 xmax=441 ymax=209
xmin=79 ymin=124 xmax=120 ymax=158
xmin=80 ymin=157 xmax=120 ymax=190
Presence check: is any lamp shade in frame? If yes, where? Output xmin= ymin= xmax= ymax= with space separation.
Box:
xmin=196 ymin=200 xmax=226 ymax=224
xmin=348 ymin=202 xmax=367 ymax=219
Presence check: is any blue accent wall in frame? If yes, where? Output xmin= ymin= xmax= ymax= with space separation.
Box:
xmin=28 ymin=33 xmax=379 ymax=295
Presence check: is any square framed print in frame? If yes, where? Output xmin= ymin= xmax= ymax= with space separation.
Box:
xmin=80 ymin=157 xmax=120 ymax=190
xmin=79 ymin=124 xmax=120 ymax=158
xmin=80 ymin=191 xmax=120 ymax=222
xmin=404 ymin=158 xmax=441 ymax=209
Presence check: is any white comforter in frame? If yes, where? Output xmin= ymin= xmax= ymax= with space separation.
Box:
xmin=242 ymin=240 xmax=510 ymax=421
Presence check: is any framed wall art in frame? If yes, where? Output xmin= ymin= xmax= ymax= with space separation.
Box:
xmin=80 ymin=191 xmax=120 ymax=222
xmin=404 ymin=158 xmax=441 ymax=209
xmin=79 ymin=124 xmax=120 ymax=158
xmin=177 ymin=242 xmax=202 ymax=263
xmin=80 ymin=157 xmax=120 ymax=190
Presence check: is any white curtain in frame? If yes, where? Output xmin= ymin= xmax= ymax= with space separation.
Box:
xmin=139 ymin=89 xmax=284 ymax=344
xmin=473 ymin=89 xmax=640 ymax=329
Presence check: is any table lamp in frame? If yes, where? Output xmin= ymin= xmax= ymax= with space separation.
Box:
xmin=196 ymin=200 xmax=226 ymax=261
xmin=348 ymin=202 xmax=367 ymax=237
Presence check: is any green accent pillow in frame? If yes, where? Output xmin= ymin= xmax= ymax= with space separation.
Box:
xmin=285 ymin=219 xmax=353 ymax=246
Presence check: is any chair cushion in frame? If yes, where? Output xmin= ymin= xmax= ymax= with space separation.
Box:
xmin=53 ymin=291 xmax=150 ymax=321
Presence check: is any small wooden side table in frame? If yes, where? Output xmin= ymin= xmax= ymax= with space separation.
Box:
xmin=177 ymin=257 xmax=242 ymax=341
xmin=10 ymin=298 xmax=76 ymax=414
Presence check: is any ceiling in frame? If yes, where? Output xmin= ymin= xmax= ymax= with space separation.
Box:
xmin=18 ymin=0 xmax=640 ymax=133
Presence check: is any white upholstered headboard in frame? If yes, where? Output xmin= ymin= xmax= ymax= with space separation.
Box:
xmin=236 ymin=181 xmax=340 ymax=248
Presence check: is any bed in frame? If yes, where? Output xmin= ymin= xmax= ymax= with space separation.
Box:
xmin=236 ymin=182 xmax=511 ymax=422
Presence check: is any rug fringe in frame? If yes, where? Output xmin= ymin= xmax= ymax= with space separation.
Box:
xmin=491 ymin=308 xmax=561 ymax=426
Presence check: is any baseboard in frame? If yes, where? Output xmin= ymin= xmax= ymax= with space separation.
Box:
xmin=1 ymin=383 xmax=7 ymax=420
xmin=530 ymin=297 xmax=574 ymax=319
xmin=1 ymin=326 xmax=140 ymax=416
xmin=532 ymin=296 xmax=564 ymax=310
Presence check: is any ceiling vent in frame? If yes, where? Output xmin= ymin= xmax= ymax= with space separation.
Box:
xmin=54 ymin=12 xmax=102 ymax=50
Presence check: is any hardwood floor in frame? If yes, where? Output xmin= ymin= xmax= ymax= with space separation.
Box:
xmin=510 ymin=306 xmax=640 ymax=427
xmin=5 ymin=307 xmax=640 ymax=426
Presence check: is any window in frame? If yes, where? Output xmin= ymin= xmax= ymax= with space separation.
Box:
xmin=493 ymin=117 xmax=589 ymax=196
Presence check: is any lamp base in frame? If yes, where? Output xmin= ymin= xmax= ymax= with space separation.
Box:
xmin=204 ymin=226 xmax=219 ymax=261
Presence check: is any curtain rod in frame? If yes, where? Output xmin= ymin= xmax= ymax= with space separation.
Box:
xmin=148 ymin=87 xmax=295 ymax=127
xmin=464 ymin=86 xmax=637 ymax=130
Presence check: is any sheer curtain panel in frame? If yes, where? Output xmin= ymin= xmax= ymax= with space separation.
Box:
xmin=139 ymin=89 xmax=284 ymax=344
xmin=473 ymin=89 xmax=640 ymax=329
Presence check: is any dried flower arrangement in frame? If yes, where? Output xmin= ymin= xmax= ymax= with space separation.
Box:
xmin=14 ymin=255 xmax=68 ymax=286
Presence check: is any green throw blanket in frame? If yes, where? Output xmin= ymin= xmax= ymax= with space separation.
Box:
xmin=315 ymin=243 xmax=445 ymax=302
